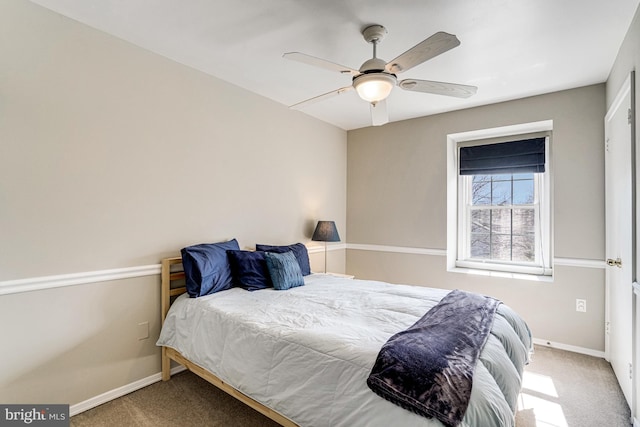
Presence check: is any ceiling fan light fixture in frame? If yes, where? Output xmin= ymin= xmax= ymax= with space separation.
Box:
xmin=353 ymin=73 xmax=396 ymax=103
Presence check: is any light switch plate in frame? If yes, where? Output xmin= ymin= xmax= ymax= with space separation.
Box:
xmin=137 ymin=321 xmax=149 ymax=340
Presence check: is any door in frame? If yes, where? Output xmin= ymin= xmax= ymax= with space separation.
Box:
xmin=605 ymin=73 xmax=634 ymax=408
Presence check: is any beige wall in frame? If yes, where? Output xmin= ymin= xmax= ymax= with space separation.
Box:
xmin=347 ymin=84 xmax=606 ymax=351
xmin=0 ymin=0 xmax=346 ymax=405
xmin=0 ymin=1 xmax=347 ymax=281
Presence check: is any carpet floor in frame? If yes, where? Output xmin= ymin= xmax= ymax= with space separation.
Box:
xmin=71 ymin=345 xmax=631 ymax=427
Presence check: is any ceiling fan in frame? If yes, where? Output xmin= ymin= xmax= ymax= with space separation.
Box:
xmin=284 ymin=25 xmax=477 ymax=126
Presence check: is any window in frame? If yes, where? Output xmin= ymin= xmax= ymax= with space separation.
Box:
xmin=447 ymin=122 xmax=552 ymax=277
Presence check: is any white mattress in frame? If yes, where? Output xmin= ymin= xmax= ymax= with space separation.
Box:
xmin=157 ymin=274 xmax=532 ymax=427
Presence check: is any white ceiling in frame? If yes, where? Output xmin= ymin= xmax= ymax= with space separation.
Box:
xmin=30 ymin=0 xmax=640 ymax=130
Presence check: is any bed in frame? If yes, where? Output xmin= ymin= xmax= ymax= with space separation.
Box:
xmin=157 ymin=254 xmax=532 ymax=427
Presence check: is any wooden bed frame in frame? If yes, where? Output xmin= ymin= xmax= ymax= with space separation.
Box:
xmin=160 ymin=256 xmax=298 ymax=427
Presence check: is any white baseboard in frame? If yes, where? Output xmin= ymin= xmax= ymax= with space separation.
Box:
xmin=70 ymin=365 xmax=187 ymax=417
xmin=532 ymin=338 xmax=605 ymax=358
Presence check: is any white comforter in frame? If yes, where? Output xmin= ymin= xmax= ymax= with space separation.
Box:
xmin=157 ymin=274 xmax=532 ymax=427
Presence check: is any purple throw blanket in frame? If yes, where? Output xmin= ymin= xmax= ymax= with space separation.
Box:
xmin=367 ymin=289 xmax=501 ymax=427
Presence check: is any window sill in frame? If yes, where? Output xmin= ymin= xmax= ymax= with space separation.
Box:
xmin=448 ymin=266 xmax=554 ymax=282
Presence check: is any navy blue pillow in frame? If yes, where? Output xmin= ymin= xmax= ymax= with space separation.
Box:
xmin=264 ymin=251 xmax=304 ymax=290
xmin=227 ymin=250 xmax=272 ymax=291
xmin=255 ymin=243 xmax=311 ymax=276
xmin=181 ymin=239 xmax=240 ymax=297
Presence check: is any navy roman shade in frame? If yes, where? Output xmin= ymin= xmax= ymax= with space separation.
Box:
xmin=459 ymin=137 xmax=546 ymax=175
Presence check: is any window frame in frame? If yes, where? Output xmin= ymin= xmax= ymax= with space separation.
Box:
xmin=446 ymin=121 xmax=553 ymax=278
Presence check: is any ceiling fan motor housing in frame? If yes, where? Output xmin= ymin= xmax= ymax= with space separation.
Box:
xmin=359 ymin=57 xmax=387 ymax=73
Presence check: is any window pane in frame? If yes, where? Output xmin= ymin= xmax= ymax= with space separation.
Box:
xmin=491 ymin=181 xmax=511 ymax=205
xmin=513 ymin=209 xmax=535 ymax=235
xmin=491 ymin=209 xmax=511 ymax=234
xmin=471 ymin=210 xmax=490 ymax=232
xmin=513 ymin=179 xmax=534 ymax=204
xmin=471 ymin=176 xmax=491 ymax=205
xmin=491 ymin=234 xmax=511 ymax=261
xmin=470 ymin=233 xmax=490 ymax=258
xmin=492 ymin=174 xmax=512 ymax=181
xmin=492 ymin=181 xmax=512 ymax=205
xmin=512 ymin=235 xmax=535 ymax=262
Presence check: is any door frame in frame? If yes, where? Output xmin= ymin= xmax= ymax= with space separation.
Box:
xmin=630 ymin=69 xmax=638 ymax=426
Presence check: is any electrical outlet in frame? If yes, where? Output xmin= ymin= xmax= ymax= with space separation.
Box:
xmin=576 ymin=299 xmax=587 ymax=312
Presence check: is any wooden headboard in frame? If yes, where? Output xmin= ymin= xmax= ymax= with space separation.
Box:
xmin=160 ymin=256 xmax=187 ymax=323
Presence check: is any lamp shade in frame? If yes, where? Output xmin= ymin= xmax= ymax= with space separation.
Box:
xmin=312 ymin=221 xmax=340 ymax=242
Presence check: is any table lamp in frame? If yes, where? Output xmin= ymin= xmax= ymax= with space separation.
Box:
xmin=311 ymin=221 xmax=340 ymax=273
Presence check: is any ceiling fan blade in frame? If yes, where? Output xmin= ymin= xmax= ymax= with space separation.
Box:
xmin=399 ymin=79 xmax=477 ymax=98
xmin=283 ymin=52 xmax=360 ymax=76
xmin=370 ymin=99 xmax=389 ymax=126
xmin=289 ymin=86 xmax=354 ymax=109
xmin=385 ymin=32 xmax=460 ymax=74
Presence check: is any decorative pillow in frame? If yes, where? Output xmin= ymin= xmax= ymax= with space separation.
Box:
xmin=264 ymin=251 xmax=305 ymax=291
xmin=181 ymin=239 xmax=240 ymax=297
xmin=226 ymin=250 xmax=272 ymax=291
xmin=256 ymin=243 xmax=311 ymax=276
